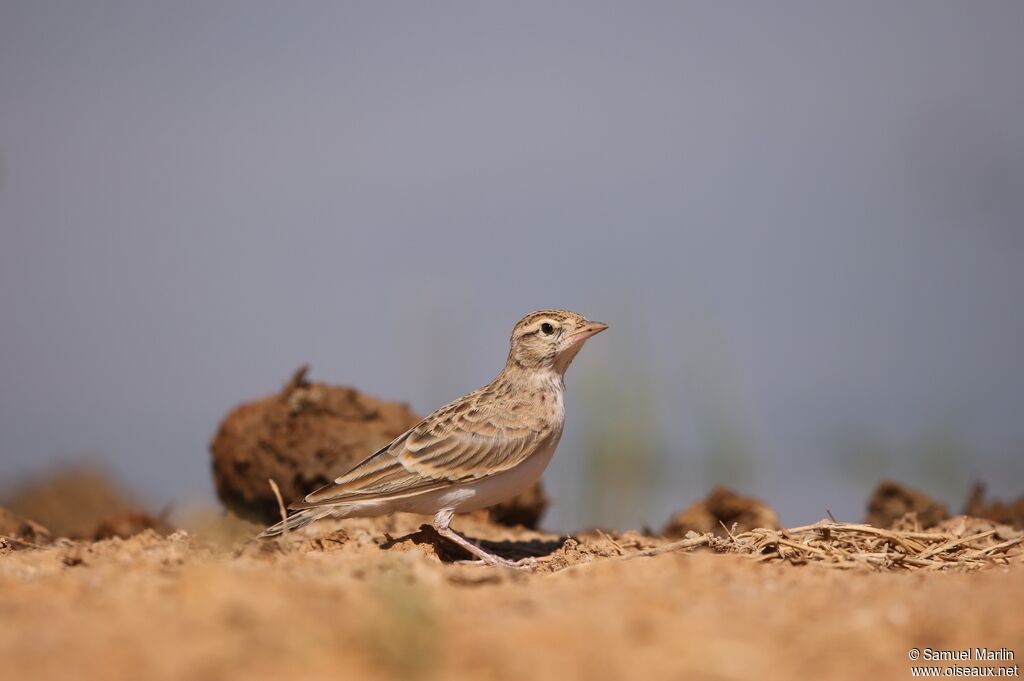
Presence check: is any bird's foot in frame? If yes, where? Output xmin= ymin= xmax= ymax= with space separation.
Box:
xmin=433 ymin=516 xmax=539 ymax=571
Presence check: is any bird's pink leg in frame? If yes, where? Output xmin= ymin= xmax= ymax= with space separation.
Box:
xmin=432 ymin=510 xmax=537 ymax=571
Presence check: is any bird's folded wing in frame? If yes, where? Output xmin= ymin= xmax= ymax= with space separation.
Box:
xmin=291 ymin=399 xmax=551 ymax=509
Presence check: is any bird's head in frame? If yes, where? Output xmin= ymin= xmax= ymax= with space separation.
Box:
xmin=506 ymin=309 xmax=608 ymax=375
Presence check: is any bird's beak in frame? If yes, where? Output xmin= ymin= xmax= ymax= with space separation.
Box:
xmin=574 ymin=321 xmax=608 ymax=341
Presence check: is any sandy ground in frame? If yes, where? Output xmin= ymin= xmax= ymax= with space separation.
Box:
xmin=1 ymin=513 xmax=1021 ymax=681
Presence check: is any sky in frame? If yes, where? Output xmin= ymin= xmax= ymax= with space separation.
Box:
xmin=1 ymin=2 xmax=1022 ymax=530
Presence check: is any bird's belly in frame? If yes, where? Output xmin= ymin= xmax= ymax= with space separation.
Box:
xmin=401 ymin=432 xmax=561 ymax=515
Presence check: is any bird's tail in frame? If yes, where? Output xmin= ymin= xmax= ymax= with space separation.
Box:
xmin=257 ymin=507 xmax=336 ymax=539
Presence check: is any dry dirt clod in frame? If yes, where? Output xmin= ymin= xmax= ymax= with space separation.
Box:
xmin=963 ymin=482 xmax=1024 ymax=529
xmin=2 ymin=466 xmax=158 ymax=539
xmin=210 ymin=366 xmax=421 ymax=524
xmin=865 ymin=480 xmax=950 ymax=529
xmin=91 ymin=511 xmax=174 ymax=541
xmin=0 ymin=505 xmax=51 ymax=547
xmin=662 ymin=485 xmax=781 ymax=538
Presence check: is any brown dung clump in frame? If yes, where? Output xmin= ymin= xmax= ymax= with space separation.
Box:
xmin=91 ymin=511 xmax=174 ymax=541
xmin=2 ymin=467 xmax=159 ymax=540
xmin=0 ymin=506 xmax=51 ymax=547
xmin=662 ymin=485 xmax=780 ymax=538
xmin=964 ymin=482 xmax=1024 ymax=529
xmin=865 ymin=480 xmax=949 ymax=529
xmin=210 ymin=366 xmax=422 ymax=524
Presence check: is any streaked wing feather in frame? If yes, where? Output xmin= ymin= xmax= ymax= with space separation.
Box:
xmin=400 ymin=399 xmax=548 ymax=479
xmin=293 ymin=391 xmax=551 ymax=509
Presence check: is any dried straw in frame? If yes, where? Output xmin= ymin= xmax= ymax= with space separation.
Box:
xmin=689 ymin=516 xmax=1024 ymax=571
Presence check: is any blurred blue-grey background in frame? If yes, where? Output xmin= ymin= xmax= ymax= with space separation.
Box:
xmin=1 ymin=2 xmax=1022 ymax=531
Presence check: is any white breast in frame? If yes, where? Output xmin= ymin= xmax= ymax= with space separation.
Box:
xmin=433 ymin=426 xmax=563 ymax=514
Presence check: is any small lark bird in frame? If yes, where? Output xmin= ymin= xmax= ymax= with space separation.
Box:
xmin=260 ymin=309 xmax=607 ymax=569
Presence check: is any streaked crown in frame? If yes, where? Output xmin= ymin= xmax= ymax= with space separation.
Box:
xmin=506 ymin=309 xmax=607 ymax=374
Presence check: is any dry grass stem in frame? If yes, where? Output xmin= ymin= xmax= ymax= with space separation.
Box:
xmin=617 ymin=518 xmax=1023 ymax=572
xmin=268 ymin=478 xmax=288 ymax=538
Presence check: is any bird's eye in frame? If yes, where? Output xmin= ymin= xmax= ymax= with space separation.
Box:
xmin=540 ymin=322 xmax=554 ymax=335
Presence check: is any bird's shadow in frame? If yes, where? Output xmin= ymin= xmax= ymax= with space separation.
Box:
xmin=380 ymin=524 xmax=567 ymax=564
